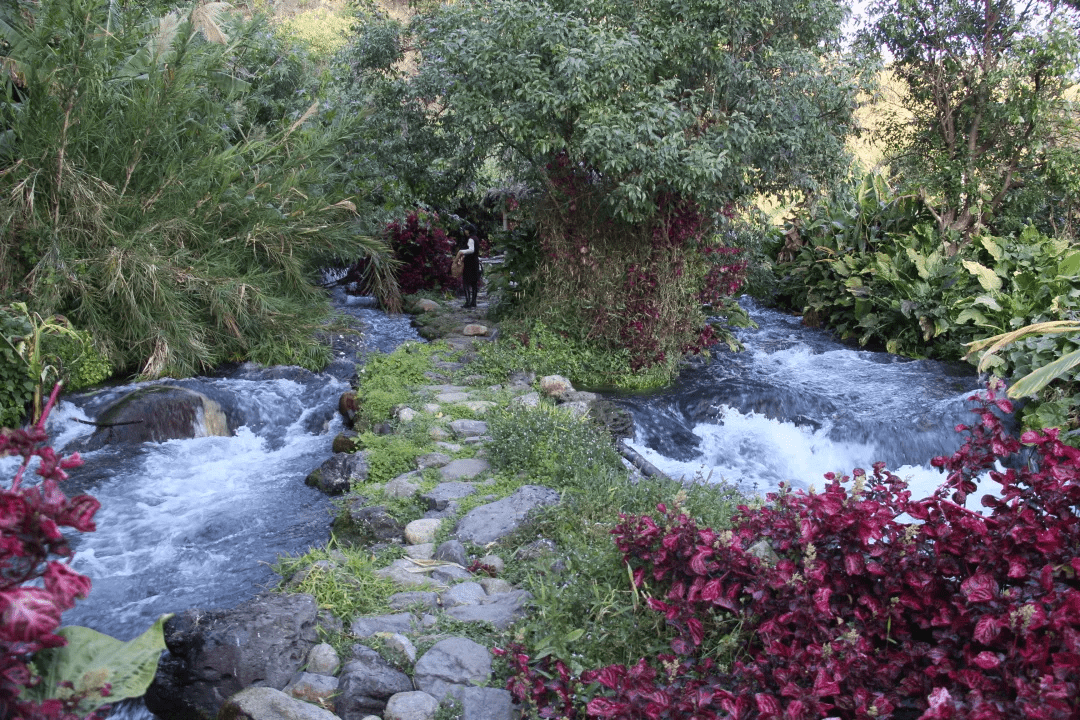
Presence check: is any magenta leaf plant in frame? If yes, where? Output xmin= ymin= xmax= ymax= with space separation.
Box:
xmin=1 ymin=383 xmax=107 ymax=720
xmin=500 ymin=381 xmax=1080 ymax=719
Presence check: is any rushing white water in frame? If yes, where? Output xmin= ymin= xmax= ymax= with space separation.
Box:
xmin=620 ymin=299 xmax=988 ymax=502
xmin=1 ymin=294 xmax=421 ymax=644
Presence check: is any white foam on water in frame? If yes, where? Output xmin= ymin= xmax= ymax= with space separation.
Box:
xmin=629 ymin=406 xmax=951 ymax=500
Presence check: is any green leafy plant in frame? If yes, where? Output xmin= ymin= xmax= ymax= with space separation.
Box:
xmin=25 ymin=616 xmax=171 ymax=717
xmin=0 ymin=0 xmax=397 ymax=378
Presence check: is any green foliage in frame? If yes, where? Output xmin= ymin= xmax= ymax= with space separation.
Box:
xmin=0 ymin=0 xmax=398 ymax=379
xmin=776 ymin=170 xmax=1080 ymax=433
xmin=25 ymin=615 xmax=171 ymax=715
xmin=472 ymin=322 xmax=675 ymax=391
xmin=0 ymin=302 xmax=112 ymax=425
xmin=355 ymin=431 xmax=425 ymax=483
xmin=355 ymin=342 xmax=436 ymax=424
xmin=274 ymin=543 xmax=399 ymax=621
xmin=487 ymin=403 xmax=624 ymax=488
xmin=0 ymin=310 xmax=34 ymax=428
xmin=863 ymin=0 xmax=1080 ymax=240
xmin=421 ymin=0 xmax=864 ymax=221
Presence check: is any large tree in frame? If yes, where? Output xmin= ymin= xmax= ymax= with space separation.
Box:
xmin=409 ymin=0 xmax=866 ymax=370
xmin=866 ymin=0 xmax=1080 ymax=242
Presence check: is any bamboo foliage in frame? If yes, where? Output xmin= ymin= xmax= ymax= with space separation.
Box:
xmin=0 ymin=0 xmax=397 ymax=378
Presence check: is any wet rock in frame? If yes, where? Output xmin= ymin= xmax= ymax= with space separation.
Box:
xmin=81 ymin=385 xmax=232 ymax=451
xmin=454 ymin=486 xmax=561 ymax=546
xmin=145 ymin=593 xmax=319 ymax=720
xmin=332 ymin=431 xmax=359 ymax=454
xmin=589 ymin=400 xmax=634 ymax=440
xmin=306 ymin=452 xmax=369 ymax=496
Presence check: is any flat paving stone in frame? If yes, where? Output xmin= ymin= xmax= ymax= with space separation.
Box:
xmin=439 ymin=459 xmax=491 ymax=481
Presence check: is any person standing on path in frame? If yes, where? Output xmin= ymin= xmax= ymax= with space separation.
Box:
xmin=458 ymin=235 xmax=481 ymax=308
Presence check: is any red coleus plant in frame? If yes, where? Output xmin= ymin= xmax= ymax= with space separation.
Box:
xmin=500 ymin=382 xmax=1080 ymax=719
xmin=1 ymin=384 xmax=105 ymax=720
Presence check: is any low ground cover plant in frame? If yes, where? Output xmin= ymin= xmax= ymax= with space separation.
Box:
xmin=501 ymin=382 xmax=1080 ymax=719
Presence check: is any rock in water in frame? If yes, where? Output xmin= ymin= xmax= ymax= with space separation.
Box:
xmin=81 ymin=385 xmax=231 ymax=451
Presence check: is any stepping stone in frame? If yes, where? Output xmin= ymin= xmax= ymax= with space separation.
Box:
xmin=438 ymin=459 xmax=490 ymax=481
xmin=422 ymin=481 xmax=477 ymax=510
xmin=454 ymin=486 xmax=560 ymax=546
xmin=436 ymin=392 xmax=471 ymax=403
xmin=449 ymin=419 xmax=488 ymax=439
xmin=461 ymin=401 xmax=496 ymax=414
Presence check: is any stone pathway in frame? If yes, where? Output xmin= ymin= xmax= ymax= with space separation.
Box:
xmin=148 ymin=289 xmax=618 ymax=720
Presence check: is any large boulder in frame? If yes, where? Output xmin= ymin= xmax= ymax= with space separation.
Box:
xmin=80 ymin=385 xmax=232 ymax=450
xmin=145 ymin=593 xmax=320 ymax=720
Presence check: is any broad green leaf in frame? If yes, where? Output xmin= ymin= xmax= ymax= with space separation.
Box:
xmin=979 ymin=235 xmax=1004 ymax=262
xmin=973 ymin=295 xmax=1002 ymax=311
xmin=906 ymin=247 xmax=929 ymax=279
xmin=1057 ymin=251 xmax=1080 ymax=277
xmin=1009 ymin=347 xmax=1080 ymax=398
xmin=962 ymin=260 xmax=1003 ymax=292
xmin=955 ymin=307 xmax=989 ymax=325
xmin=27 ymin=615 xmax=171 ymax=715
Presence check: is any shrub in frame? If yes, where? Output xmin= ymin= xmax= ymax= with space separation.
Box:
xmin=387 ymin=211 xmax=461 ymax=296
xmin=487 ymin=403 xmax=624 ymax=488
xmin=500 ymin=382 xmax=1080 ymax=719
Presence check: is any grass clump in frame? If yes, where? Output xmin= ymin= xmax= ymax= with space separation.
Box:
xmin=472 ymin=321 xmax=676 ymax=391
xmin=274 ymin=541 xmax=399 ymax=622
xmin=355 ymin=342 xmax=439 ymax=425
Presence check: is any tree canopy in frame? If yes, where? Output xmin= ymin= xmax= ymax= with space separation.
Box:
xmin=866 ymin=0 xmax=1080 ymax=240
xmin=415 ymin=0 xmax=867 ymax=222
